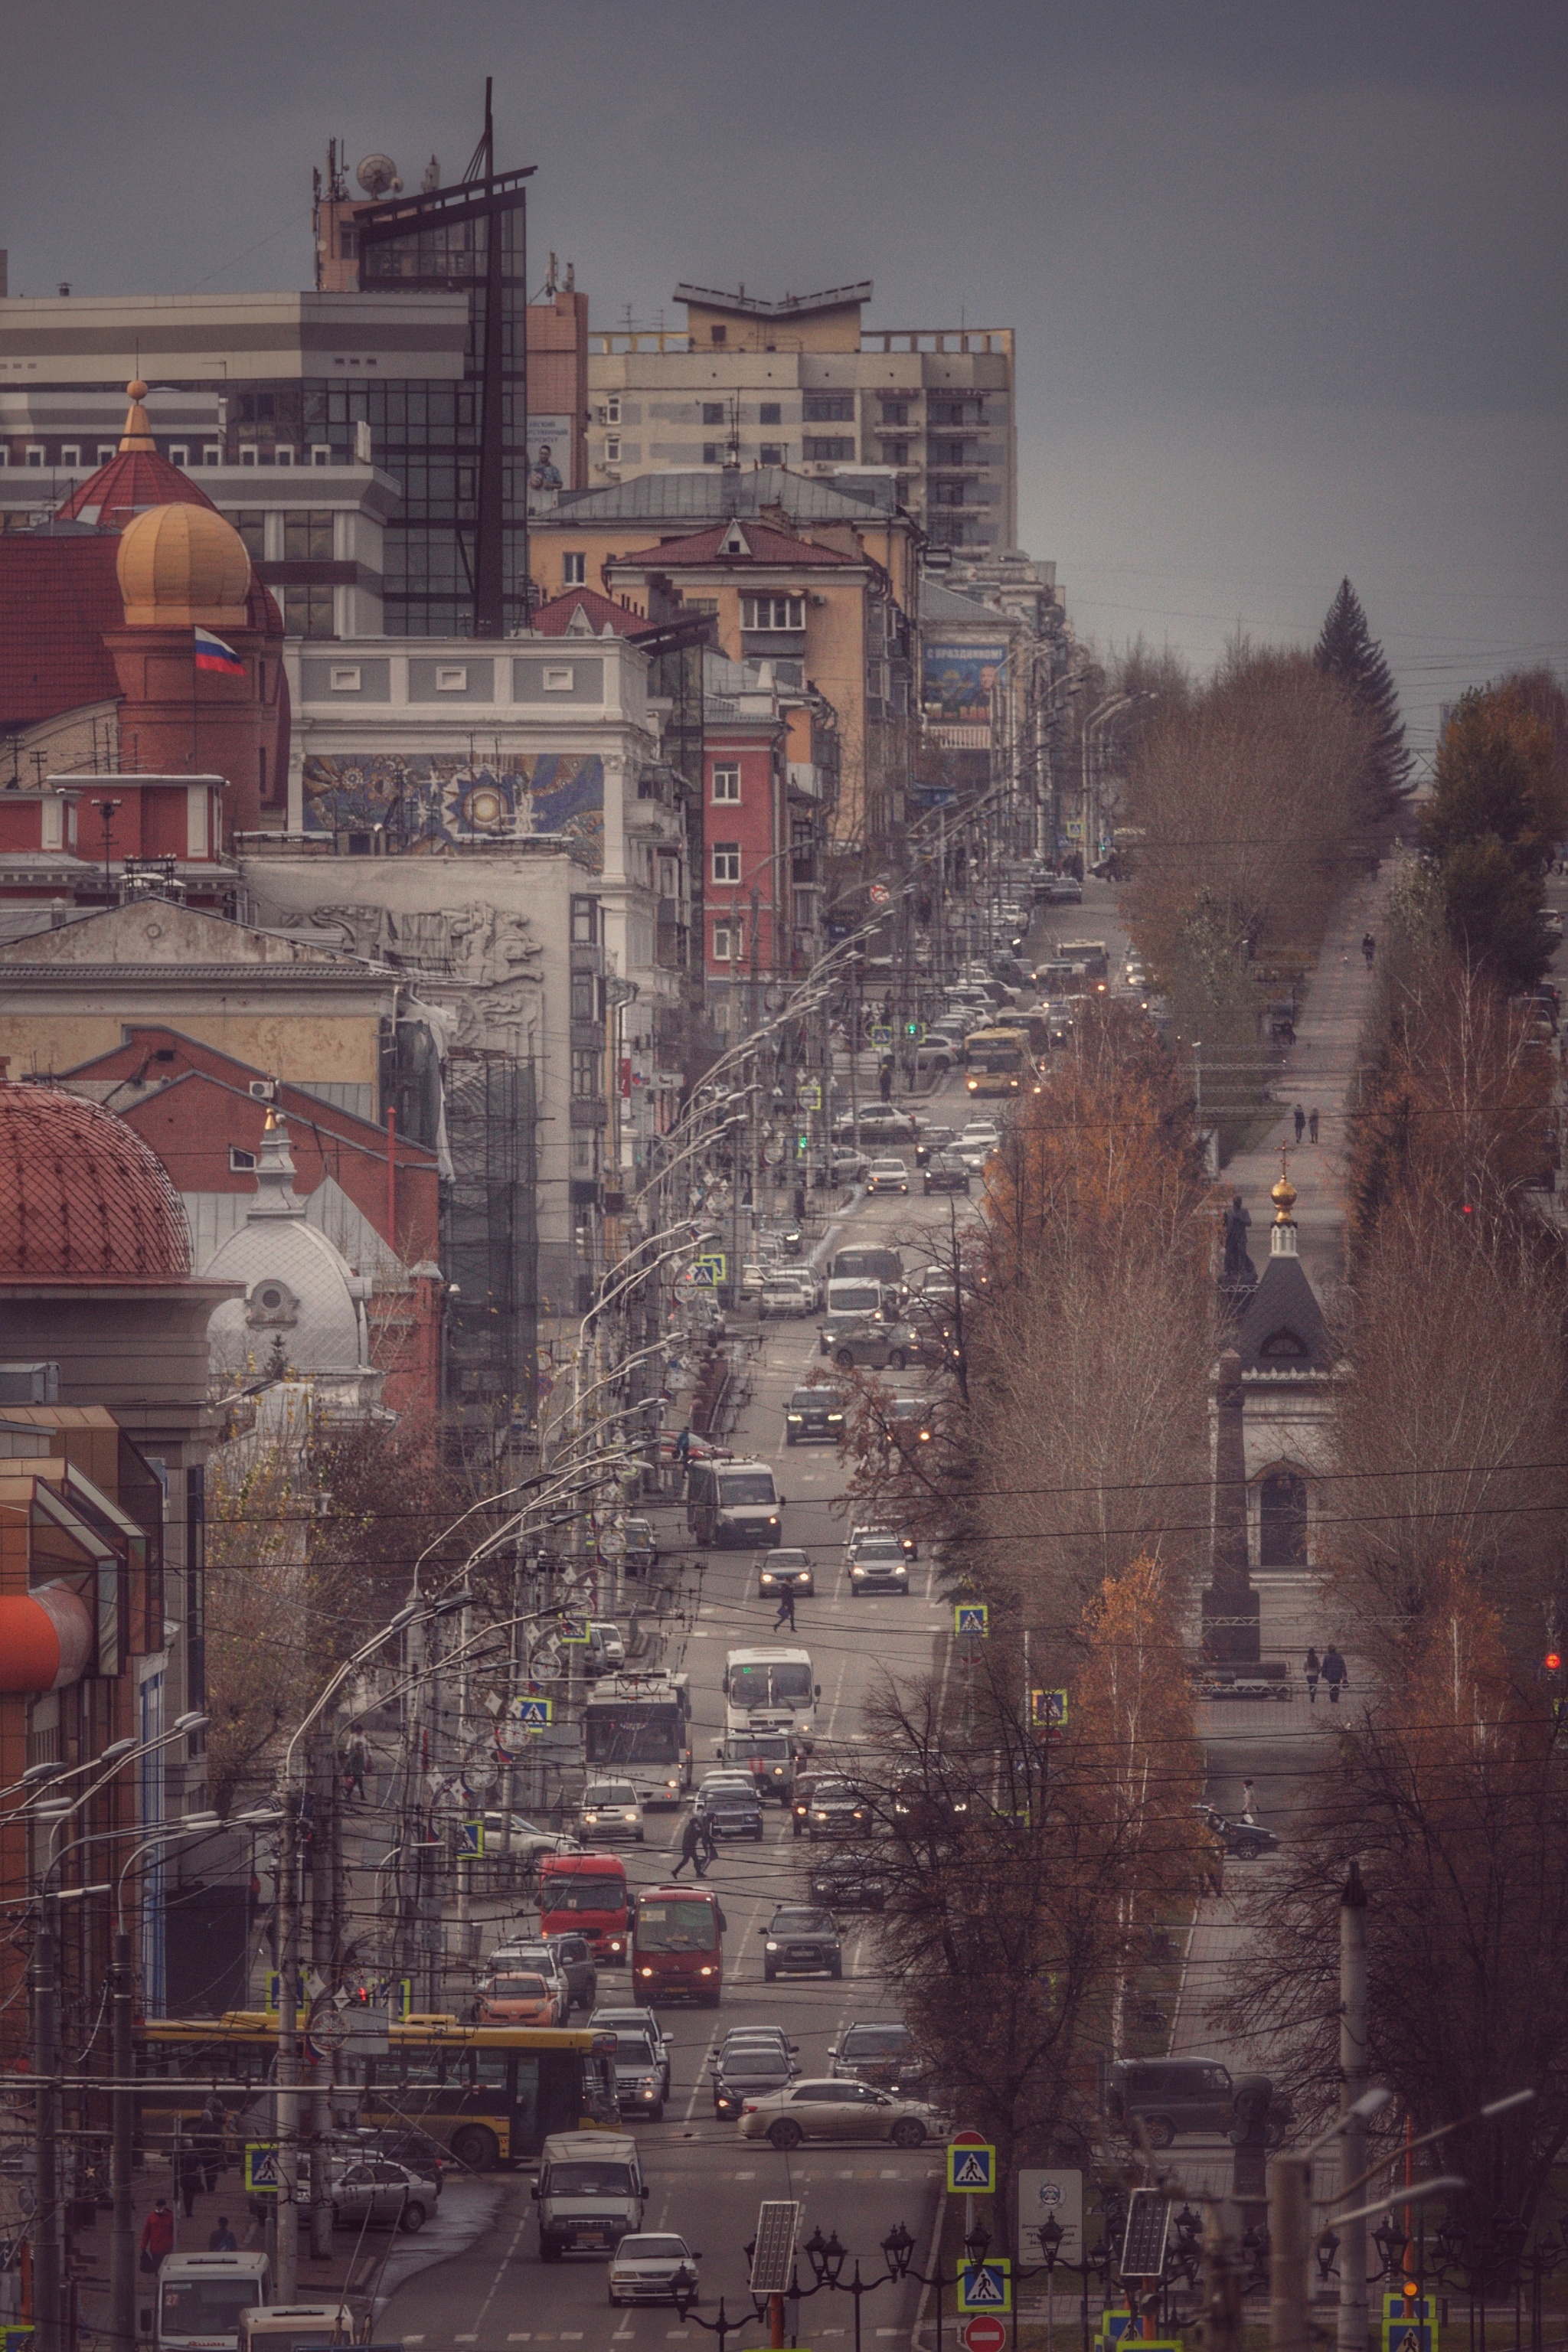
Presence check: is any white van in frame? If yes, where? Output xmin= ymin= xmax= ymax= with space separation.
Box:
xmin=158 ymin=2252 xmax=271 ymax=2352
xmin=237 ymin=2308 xmax=354 ymax=2352
xmin=533 ymin=2129 xmax=647 ymax=2260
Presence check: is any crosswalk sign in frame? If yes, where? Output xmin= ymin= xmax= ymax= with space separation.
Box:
xmin=957 ymin=2261 xmax=1011 ymax=2314
xmin=947 ymin=2138 xmax=996 ymax=2193
xmin=1031 ymin=1689 xmax=1069 ymax=1730
xmin=508 ymin=1695 xmax=553 ymax=1733
xmin=459 ymin=1819 xmax=485 ymax=1856
xmin=691 ymin=1262 xmax=717 ymax=1286
xmin=263 ymin=1971 xmax=305 ymax=2016
xmin=243 ymin=2143 xmax=280 ymax=2195
xmin=696 ymin=1253 xmax=727 ymax=1284
xmin=954 ymin=1602 xmax=989 ymax=1638
xmin=871 ymin=1024 xmax=893 ymax=1047
xmin=800 ymin=1081 xmax=822 ymax=1109
xmin=559 ymin=1613 xmax=590 ymax=1644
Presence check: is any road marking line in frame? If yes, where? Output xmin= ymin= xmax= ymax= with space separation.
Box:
xmin=880 ymin=2167 xmax=900 ymax=2176
xmin=735 ymin=2168 xmax=756 ymax=2178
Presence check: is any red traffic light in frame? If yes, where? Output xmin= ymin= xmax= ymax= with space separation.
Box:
xmin=1545 ymin=1651 xmax=1563 ymax=1674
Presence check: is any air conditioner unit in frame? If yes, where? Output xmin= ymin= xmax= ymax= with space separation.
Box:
xmin=248 ymin=1080 xmax=276 ymax=1102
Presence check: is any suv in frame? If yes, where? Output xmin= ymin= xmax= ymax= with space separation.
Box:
xmin=1104 ymin=2056 xmax=1250 ymax=2147
xmin=760 ymin=1903 xmax=843 ymax=1981
xmin=830 ymin=2022 xmax=926 ymax=2091
xmin=784 ymin=1388 xmax=844 ymax=1446
xmin=847 ymin=1532 xmax=911 ymax=1595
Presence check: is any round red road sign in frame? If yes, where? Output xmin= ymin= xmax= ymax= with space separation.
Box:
xmin=951 ymin=2129 xmax=988 ymax=2145
xmin=962 ymin=2317 xmax=1008 ymax=2352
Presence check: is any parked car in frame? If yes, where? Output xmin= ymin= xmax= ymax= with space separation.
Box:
xmin=923 ymin=1153 xmax=971 ymax=1195
xmin=830 ymin=1148 xmax=869 ymax=1185
xmin=607 ymin=2233 xmax=702 ymax=2308
xmin=589 ymin=2007 xmax=672 ymax=2100
xmin=783 ymin=1387 xmax=845 ymax=1446
xmin=829 ymin=2021 xmax=926 ymax=2092
xmin=760 ymin=1903 xmax=843 ymax=1981
xmin=737 ymin=2079 xmax=939 ymax=2151
xmin=757 ymin=1547 xmax=815 ymax=1599
xmin=579 ymin=1780 xmax=645 ymax=1845
xmin=865 ymin=1158 xmax=910 ymax=1197
xmin=329 ymin=2156 xmax=439 ymax=2232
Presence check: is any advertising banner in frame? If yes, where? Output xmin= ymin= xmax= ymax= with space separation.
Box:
xmin=922 ymin=642 xmax=1009 ymax=718
xmin=527 ymin=415 xmax=573 ymax=513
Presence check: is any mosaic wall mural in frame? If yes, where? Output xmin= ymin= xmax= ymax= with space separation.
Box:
xmin=302 ymin=753 xmax=605 ymax=870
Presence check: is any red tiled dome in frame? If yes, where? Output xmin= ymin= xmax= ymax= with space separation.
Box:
xmin=0 ymin=1085 xmax=191 ymax=1282
xmin=54 ymin=381 xmax=220 ymax=534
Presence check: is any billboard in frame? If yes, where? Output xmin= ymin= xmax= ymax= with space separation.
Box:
xmin=922 ymin=642 xmax=1009 ymax=719
xmin=526 ymin=415 xmax=573 ymax=514
xmin=301 ymin=751 xmax=605 ymax=867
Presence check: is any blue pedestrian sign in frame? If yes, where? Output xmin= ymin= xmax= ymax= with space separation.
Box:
xmin=871 ymin=1024 xmax=893 ymax=1047
xmin=508 ymin=1695 xmax=553 ymax=1734
xmin=459 ymin=1819 xmax=485 ymax=1856
xmin=947 ymin=2137 xmax=997 ymax=2193
xmin=559 ymin=1613 xmax=590 ymax=1645
xmin=954 ymin=1602 xmax=990 ymax=1638
xmin=243 ymin=2143 xmax=280 ymax=2195
xmin=957 ymin=2260 xmax=1011 ymax=2314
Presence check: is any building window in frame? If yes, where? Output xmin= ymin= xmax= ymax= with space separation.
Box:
xmin=97 ymin=444 xmax=117 ymax=465
xmin=803 ymin=394 xmax=854 ymax=422
xmin=310 ymin=443 xmax=332 ymax=466
xmin=283 ymin=510 xmax=334 ymax=560
xmin=740 ymin=595 xmax=805 ymax=632
xmin=570 ymin=972 xmax=598 ymax=1023
xmin=880 ymin=398 xmax=910 ymax=426
xmin=658 ymin=854 xmax=680 ymax=897
xmin=710 ymin=325 xmax=727 ymax=345
xmin=60 ymin=444 xmax=80 ymax=469
xmin=684 ymin=596 xmax=719 ymax=616
xmin=760 ymin=402 xmax=782 ymax=426
xmin=702 ymin=443 xmax=722 ymax=466
xmin=562 ymin=552 xmax=586 ymax=586
xmin=760 ymin=444 xmax=785 ymax=466
xmin=544 ymin=664 xmax=574 ymax=691
xmin=227 ymin=511 xmax=267 ymax=559
xmin=229 ymin=1147 xmax=257 ymax=1173
xmin=882 ymin=440 xmax=909 ymax=467
xmin=24 ymin=447 xmax=44 ymax=467
xmin=435 ymin=665 xmax=468 ymax=692
xmin=571 ymin=1047 xmax=603 ymax=1099
xmin=570 ymin=894 xmax=599 ymax=945
xmin=204 ymin=445 xmax=224 ymax=466
xmin=275 ymin=445 xmax=295 ymax=466
xmin=702 ymin=402 xmax=725 ymax=426
xmin=803 ymin=436 xmax=854 ymax=462
xmin=711 ymin=763 xmax=741 ymax=803
xmin=713 ymin=921 xmax=746 ymax=962
xmin=604 ymin=433 xmax=621 ymax=464
xmin=1258 ymin=1471 xmax=1309 ymax=1568
xmin=605 ymin=395 xmax=621 ymax=424
xmin=711 ymin=840 xmax=742 ymax=884
xmin=283 ymin=585 xmax=335 ymax=639
xmin=330 ymin=665 xmax=361 ymax=691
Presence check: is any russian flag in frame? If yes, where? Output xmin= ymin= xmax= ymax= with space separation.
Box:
xmin=194 ymin=627 xmax=245 ymax=678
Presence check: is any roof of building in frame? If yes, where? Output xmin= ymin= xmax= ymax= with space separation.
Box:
xmin=1234 ymin=1249 xmax=1334 ymax=1376
xmin=54 ymin=382 xmax=221 ymax=532
xmin=205 ymin=1112 xmax=366 ymax=1377
xmin=611 ymin=518 xmax=860 ymax=573
xmin=550 ymin=466 xmax=897 ymax=525
xmin=528 ymin=586 xmax=662 ymax=639
xmin=920 ymin=578 xmax=1007 ymax=624
xmin=0 ymin=1081 xmax=192 ymax=1283
xmin=673 ymin=282 xmax=873 ymax=318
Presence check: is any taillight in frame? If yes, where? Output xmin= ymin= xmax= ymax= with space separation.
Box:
xmin=743 ymin=2102 xmax=758 ymax=2114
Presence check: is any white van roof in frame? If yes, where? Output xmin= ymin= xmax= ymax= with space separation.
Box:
xmin=541 ymin=2129 xmax=639 ymax=2159
xmin=163 ymin=2253 xmax=270 ymax=2277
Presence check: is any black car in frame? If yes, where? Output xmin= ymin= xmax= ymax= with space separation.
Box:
xmin=1197 ymin=1805 xmax=1279 ymax=1862
xmin=784 ymin=1387 xmax=846 ymax=1446
xmin=923 ymin=1154 xmax=971 ymax=1196
xmin=913 ymin=1127 xmax=955 ymax=1168
xmin=829 ymin=2022 xmax=926 ymax=2092
xmin=807 ymin=1780 xmax=872 ymax=1838
xmin=694 ymin=1779 xmax=766 ymax=1841
xmin=710 ymin=2045 xmax=796 ymax=2121
xmin=758 ymin=1547 xmax=816 ymax=1599
xmin=808 ymin=1852 xmax=887 ymax=1911
xmin=761 ymin=1903 xmax=843 ymax=1981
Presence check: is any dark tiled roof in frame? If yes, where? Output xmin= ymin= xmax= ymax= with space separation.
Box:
xmin=1234 ymin=1250 xmax=1333 ymax=1374
xmin=0 ymin=1083 xmax=191 ymax=1282
xmin=529 ymin=587 xmax=662 ymax=638
xmin=550 ymin=466 xmax=896 ymax=524
xmin=612 ymin=518 xmax=859 ymax=572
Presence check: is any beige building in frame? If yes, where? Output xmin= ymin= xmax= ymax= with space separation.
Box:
xmin=587 ymin=282 xmax=1016 ymax=554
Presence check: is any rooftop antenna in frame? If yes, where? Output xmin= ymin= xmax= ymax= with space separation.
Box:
xmin=463 ymin=77 xmax=495 ymax=187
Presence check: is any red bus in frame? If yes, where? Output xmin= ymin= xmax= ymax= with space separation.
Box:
xmin=631 ymin=1884 xmax=727 ymax=2007
xmin=538 ymin=1853 xmax=632 ymax=1962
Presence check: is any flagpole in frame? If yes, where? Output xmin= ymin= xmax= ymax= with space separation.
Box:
xmin=191 ymin=627 xmax=198 ymax=769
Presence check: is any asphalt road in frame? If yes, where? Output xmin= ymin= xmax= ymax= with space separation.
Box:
xmin=379 ymin=1107 xmax=974 ymax=2350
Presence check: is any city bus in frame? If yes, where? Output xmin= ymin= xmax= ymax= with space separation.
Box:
xmin=724 ymin=1645 xmax=819 ymax=1748
xmin=135 ymin=2014 xmax=619 ymax=2174
xmin=963 ymin=1025 xmax=1039 ymax=1098
xmin=630 ymin=1884 xmax=727 ymax=2007
xmin=580 ymin=1669 xmax=693 ymax=1806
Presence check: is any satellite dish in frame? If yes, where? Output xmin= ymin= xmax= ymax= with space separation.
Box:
xmin=356 ymin=154 xmax=403 ymax=199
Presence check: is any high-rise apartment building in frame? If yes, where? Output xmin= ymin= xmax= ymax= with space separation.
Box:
xmin=586 ymin=281 xmax=1016 ymax=551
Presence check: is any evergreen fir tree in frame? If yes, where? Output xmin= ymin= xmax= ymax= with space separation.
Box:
xmin=1315 ymin=577 xmax=1411 ymax=816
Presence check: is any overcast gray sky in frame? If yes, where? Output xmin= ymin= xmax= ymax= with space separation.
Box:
xmin=5 ymin=0 xmax=1564 ymax=764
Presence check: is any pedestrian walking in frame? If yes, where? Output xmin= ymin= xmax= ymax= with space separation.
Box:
xmin=344 ymin=1728 xmax=368 ymax=1805
xmin=675 ymin=1425 xmax=691 ymax=1468
xmin=698 ymin=1812 xmax=719 ymax=1870
xmin=1362 ymin=933 xmax=1376 ymax=968
xmin=195 ymin=2093 xmax=225 ymax=2191
xmin=207 ymin=2219 xmax=237 ymax=2252
xmin=671 ymin=1811 xmax=705 ymax=1880
xmin=773 ymin=1586 xmax=796 ymax=1632
xmin=1293 ymin=1104 xmax=1305 ymax=1145
xmin=1323 ymin=1644 xmax=1348 ymax=1705
xmin=1308 ymin=1107 xmax=1320 ymax=1143
xmin=140 ymin=2199 xmax=175 ymax=2273
xmin=1305 ymin=1645 xmax=1321 ymax=1705
xmin=1240 ymin=1778 xmax=1257 ymax=1823
xmin=879 ymin=1058 xmax=893 ymax=1105
xmin=176 ymin=2145 xmax=203 ymax=2220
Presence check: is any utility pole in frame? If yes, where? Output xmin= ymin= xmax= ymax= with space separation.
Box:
xmin=111 ymin=1926 xmax=136 ymax=2352
xmin=309 ymin=1735 xmax=335 ymax=2258
xmin=275 ymin=1788 xmax=301 ymax=2299
xmin=31 ymin=1896 xmax=63 ymax=2352
xmin=1338 ymin=1860 xmax=1370 ymax=2352
xmin=1269 ymin=2154 xmax=1313 ymax=2352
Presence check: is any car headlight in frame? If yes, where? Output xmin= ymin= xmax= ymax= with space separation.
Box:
xmin=766 ymin=1940 xmax=779 ymax=1951
xmin=767 ymin=1515 xmax=779 ymax=1527
xmin=699 ymin=1965 xmax=714 ymax=1976
xmin=827 ymin=1413 xmax=843 ymax=1424
xmin=786 ymin=1413 xmax=803 ymax=1424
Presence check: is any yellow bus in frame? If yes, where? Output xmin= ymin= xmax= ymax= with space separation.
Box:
xmin=964 ymin=1025 xmax=1039 ymax=1098
xmin=136 ymin=2013 xmax=619 ymax=2172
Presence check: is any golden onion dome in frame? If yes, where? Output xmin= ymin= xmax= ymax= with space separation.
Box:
xmin=116 ymin=501 xmax=253 ymax=629
xmin=1271 ymin=1171 xmax=1298 ymax=1223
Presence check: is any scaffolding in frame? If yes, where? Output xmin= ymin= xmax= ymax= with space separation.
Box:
xmin=443 ymin=1049 xmax=538 ymax=1423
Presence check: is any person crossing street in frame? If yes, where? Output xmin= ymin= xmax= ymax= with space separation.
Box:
xmin=671 ymin=1811 xmax=707 ymax=1879
xmin=773 ymin=1585 xmax=797 ymax=1631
